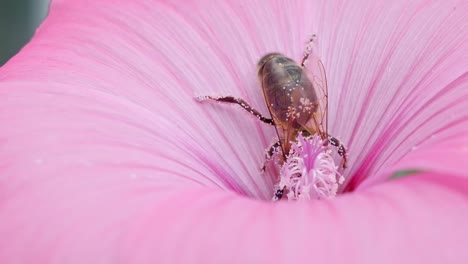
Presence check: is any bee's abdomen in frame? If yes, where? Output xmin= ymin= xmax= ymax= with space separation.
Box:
xmin=262 ymin=60 xmax=300 ymax=104
xmin=260 ymin=56 xmax=316 ymax=126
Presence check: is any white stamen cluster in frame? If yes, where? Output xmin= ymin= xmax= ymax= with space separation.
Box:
xmin=272 ymin=134 xmax=345 ymax=201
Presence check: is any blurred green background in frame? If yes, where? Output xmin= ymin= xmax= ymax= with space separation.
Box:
xmin=0 ymin=0 xmax=50 ymax=66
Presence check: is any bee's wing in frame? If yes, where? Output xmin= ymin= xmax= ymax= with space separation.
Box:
xmin=302 ymin=56 xmax=328 ymax=139
xmin=273 ymin=114 xmax=298 ymax=157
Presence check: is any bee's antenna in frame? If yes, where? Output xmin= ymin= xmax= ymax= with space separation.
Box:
xmin=301 ymin=34 xmax=318 ymax=68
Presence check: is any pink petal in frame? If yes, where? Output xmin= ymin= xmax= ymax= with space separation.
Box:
xmin=363 ymin=132 xmax=468 ymax=189
xmin=2 ymin=0 xmax=467 ymax=193
xmin=0 ymin=0 xmax=467 ymax=263
xmin=117 ymin=174 xmax=468 ymax=263
xmin=1 ymin=171 xmax=468 ymax=263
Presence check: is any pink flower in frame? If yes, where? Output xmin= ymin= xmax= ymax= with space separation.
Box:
xmin=0 ymin=0 xmax=467 ymax=263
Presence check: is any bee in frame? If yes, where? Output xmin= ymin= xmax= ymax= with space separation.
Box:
xmin=197 ymin=36 xmax=348 ymax=199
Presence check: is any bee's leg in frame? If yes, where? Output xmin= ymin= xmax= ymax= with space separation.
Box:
xmin=327 ymin=136 xmax=348 ymax=169
xmin=196 ymin=95 xmax=274 ymax=125
xmin=261 ymin=140 xmax=282 ymax=171
xmin=272 ymin=186 xmax=284 ymax=201
xmin=300 ymin=34 xmax=317 ymax=68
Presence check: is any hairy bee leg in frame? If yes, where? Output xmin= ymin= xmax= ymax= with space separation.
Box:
xmin=328 ymin=136 xmax=348 ymax=169
xmin=300 ymin=34 xmax=317 ymax=68
xmin=272 ymin=186 xmax=284 ymax=201
xmin=196 ymin=95 xmax=275 ymax=125
xmin=261 ymin=140 xmax=282 ymax=171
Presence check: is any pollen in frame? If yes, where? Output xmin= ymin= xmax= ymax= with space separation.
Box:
xmin=272 ymin=133 xmax=345 ymax=201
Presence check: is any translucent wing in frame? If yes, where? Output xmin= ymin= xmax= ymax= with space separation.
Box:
xmin=302 ymin=55 xmax=328 ymax=139
xmin=272 ymin=112 xmax=298 ymax=158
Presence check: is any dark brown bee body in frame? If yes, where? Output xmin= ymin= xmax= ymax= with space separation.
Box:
xmin=258 ymin=53 xmax=320 ymax=157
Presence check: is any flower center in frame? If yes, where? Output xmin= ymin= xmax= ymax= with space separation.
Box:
xmin=272 ymin=134 xmax=345 ymax=201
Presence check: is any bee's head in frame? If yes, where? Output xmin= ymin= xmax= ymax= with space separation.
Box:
xmin=256 ymin=53 xmax=283 ymax=77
